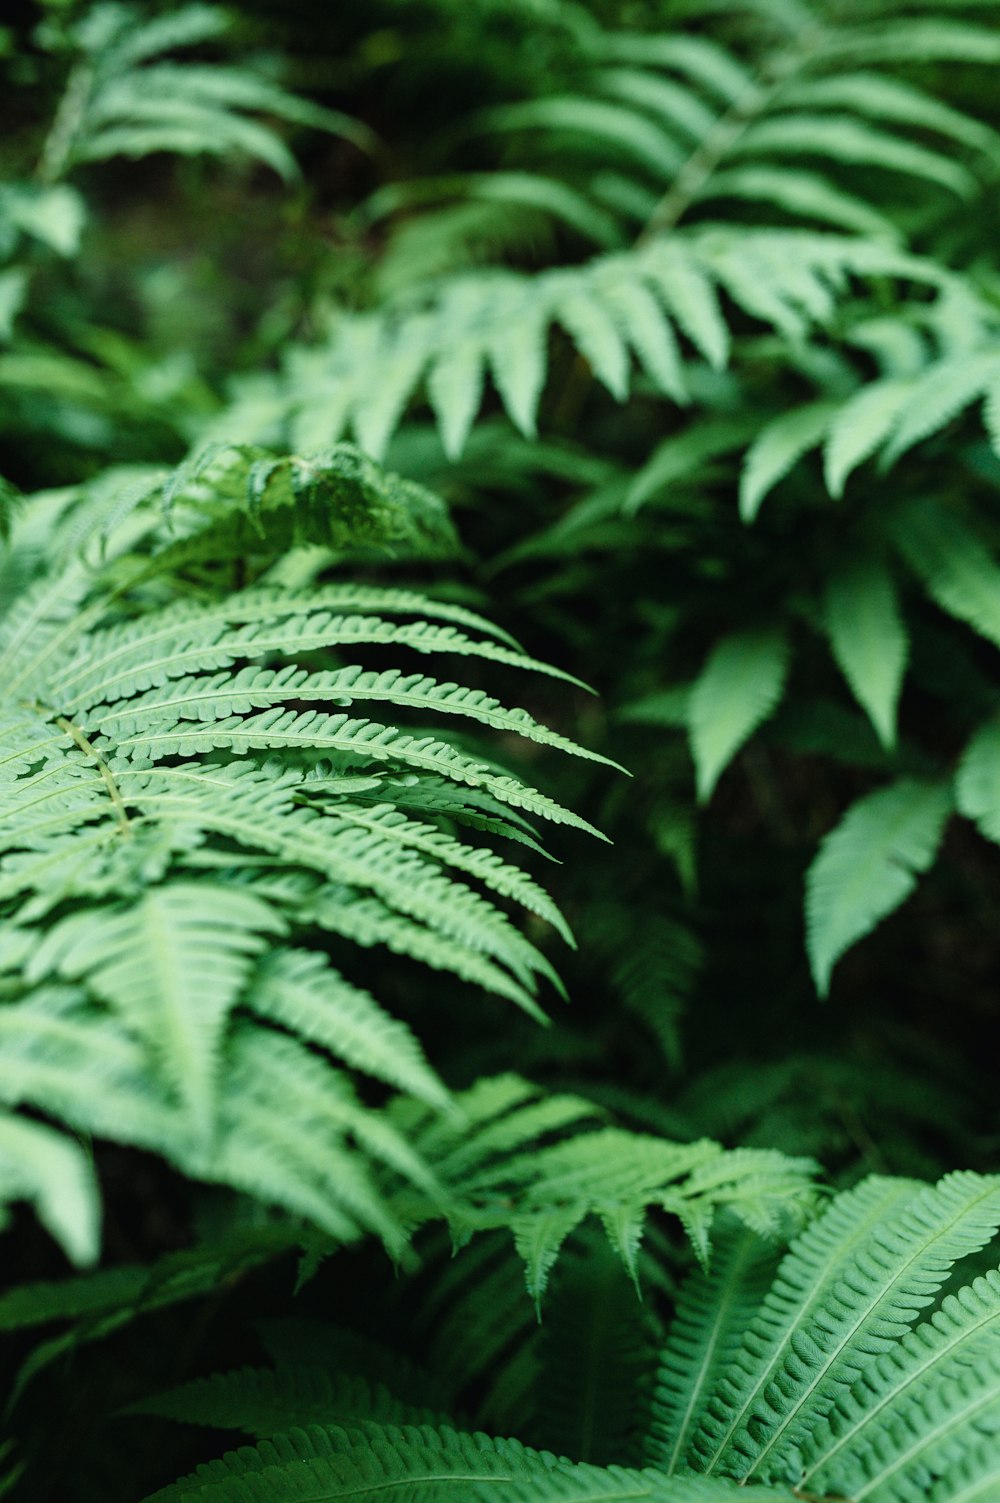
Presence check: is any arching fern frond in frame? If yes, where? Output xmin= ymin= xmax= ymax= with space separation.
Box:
xmin=39 ymin=2 xmax=372 ymax=184
xmin=216 ymin=231 xmax=946 ymax=460
xmin=0 ymin=449 xmax=598 ymax=1259
xmin=387 ymin=1075 xmax=818 ymax=1299
xmin=140 ymin=1424 xmax=800 ymax=1503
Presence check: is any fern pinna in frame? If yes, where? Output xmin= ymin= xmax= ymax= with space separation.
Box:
xmin=128 ymin=1170 xmax=1000 ymax=1501
xmin=0 ymin=443 xmax=616 ymax=1260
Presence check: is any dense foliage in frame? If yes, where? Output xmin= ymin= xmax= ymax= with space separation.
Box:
xmin=3 ymin=0 xmax=1000 ymax=1497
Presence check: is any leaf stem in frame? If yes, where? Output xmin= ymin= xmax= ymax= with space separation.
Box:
xmin=53 ymin=710 xmax=132 ymax=834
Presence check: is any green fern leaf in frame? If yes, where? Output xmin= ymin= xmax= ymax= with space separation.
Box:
xmin=688 ymin=1171 xmax=1000 ymax=1479
xmin=688 ymin=628 xmax=790 ymax=801
xmin=482 ymin=283 xmax=551 ymax=438
xmin=322 ymin=803 xmax=572 ymax=944
xmin=884 ymin=352 xmax=1000 ymax=464
xmin=132 ymin=1365 xmax=447 ymax=1438
xmin=739 ymin=403 xmax=835 ymax=521
xmin=605 ymin=34 xmax=756 ymax=103
xmin=245 ymin=948 xmax=449 ymax=1110
xmin=643 ymin=249 xmax=728 ymax=369
xmin=596 ymin=68 xmax=716 ymax=141
xmin=956 ymin=718 xmax=1000 ymax=844
xmin=806 ymin=778 xmax=952 ymax=996
xmin=90 ymin=663 xmax=608 ymax=767
xmin=87 ymin=5 xmax=228 ymax=67
xmin=0 ymin=1110 xmax=100 ymax=1267
xmin=213 ymin=1031 xmax=423 ymax=1253
xmin=816 ymin=18 xmax=1000 ymax=66
xmin=552 ymin=280 xmax=631 ymax=399
xmin=699 ymin=167 xmax=897 ymax=238
xmin=140 ymin=1422 xmax=800 ymax=1503
xmin=823 ymin=377 xmax=912 ymax=496
xmin=734 ymin=116 xmax=975 ymax=197
xmin=926 ymin=1434 xmax=1000 ymax=1503
xmin=625 ymin=419 xmax=756 ymax=514
xmin=0 ymin=449 xmax=595 ymax=1257
xmin=778 ymin=70 xmax=1000 ymax=155
xmin=533 ymin=1231 xmax=658 ymax=1465
xmin=892 ymin=499 xmax=1000 ymax=651
xmin=301 ymin=890 xmax=545 ymax=1015
xmin=0 ymin=990 xmax=184 ymax=1158
xmin=593 ymin=272 xmax=687 ymax=400
xmin=485 ymin=96 xmax=686 ymax=178
xmin=426 ymin=336 xmax=486 ymax=460
xmin=513 ymin=1207 xmax=589 ymax=1310
xmin=44 ymin=1 xmax=369 ymax=183
xmin=822 ymin=555 xmax=908 ymax=748
xmin=739 ymin=1171 xmax=1000 ymax=1482
xmin=26 ymin=882 xmax=283 ymax=1139
xmin=801 ymin=1266 xmax=1000 ymax=1495
xmin=646 ymin=1227 xmax=780 ymax=1475
xmin=79 ymin=110 xmax=300 ymax=181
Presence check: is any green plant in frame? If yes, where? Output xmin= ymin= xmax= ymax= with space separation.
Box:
xmin=114 ymin=1171 xmax=1000 ymax=1500
xmin=4 ymin=1 xmax=1000 ymax=1498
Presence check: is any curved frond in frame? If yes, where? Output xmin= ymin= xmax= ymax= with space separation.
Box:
xmin=805 ymin=779 xmax=953 ymax=996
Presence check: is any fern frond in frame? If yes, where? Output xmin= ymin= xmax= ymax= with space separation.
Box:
xmin=815 ymin=17 xmax=1000 ymax=66
xmin=690 ymin=1171 xmax=1000 ymax=1481
xmin=646 ymin=1227 xmax=780 ymax=1475
xmin=927 ymin=1434 xmax=1000 ymax=1503
xmin=528 ymin=1231 xmax=661 ymax=1466
xmin=49 ymin=599 xmax=582 ymax=713
xmin=731 ymin=115 xmax=975 ymax=198
xmin=956 ymin=718 xmax=1000 ymax=845
xmin=0 ymin=1109 xmax=100 ymax=1268
xmin=483 ymin=96 xmax=687 ymax=179
xmin=884 ymin=352 xmax=1000 ymax=465
xmin=131 ymin=1365 xmax=448 ymax=1438
xmin=822 ymin=554 xmax=908 ymax=749
xmin=686 ymin=1175 xmax=920 ymax=1475
xmin=25 ymin=882 xmax=284 ymax=1141
xmin=0 ymin=989 xmax=183 ymax=1156
xmin=91 ymin=664 xmax=612 ymax=769
xmin=140 ymin=1422 xmax=800 ymax=1503
xmin=42 ymin=2 xmax=372 ymax=183
xmin=0 ymin=1227 xmax=291 ymax=1335
xmin=243 ymin=947 xmax=450 ymax=1110
xmin=252 ymin=232 xmax=943 ymax=459
xmin=602 ymin=33 xmax=757 ymax=102
xmin=317 ymin=803 xmax=573 ymax=944
xmin=892 ymin=498 xmax=1000 ymax=652
xmin=822 ymin=377 xmax=912 ymax=496
xmin=805 ymin=779 xmax=953 ymax=996
xmin=739 ymin=403 xmax=835 ymax=521
xmin=801 ymin=1267 xmax=1000 ymax=1495
xmin=778 ymin=70 xmax=1000 ymax=156
xmin=396 ymin=1083 xmax=816 ymax=1300
xmin=698 ymin=166 xmax=898 ymax=237
xmin=210 ymin=1031 xmax=423 ymax=1255
xmin=0 ymin=450 xmax=594 ymax=1255
xmin=687 ymin=627 xmax=790 ymax=802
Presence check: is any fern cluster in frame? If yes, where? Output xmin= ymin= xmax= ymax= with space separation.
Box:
xmin=99 ymin=1171 xmax=1000 ymax=1502
xmin=4 ymin=0 xmax=1000 ymax=1497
